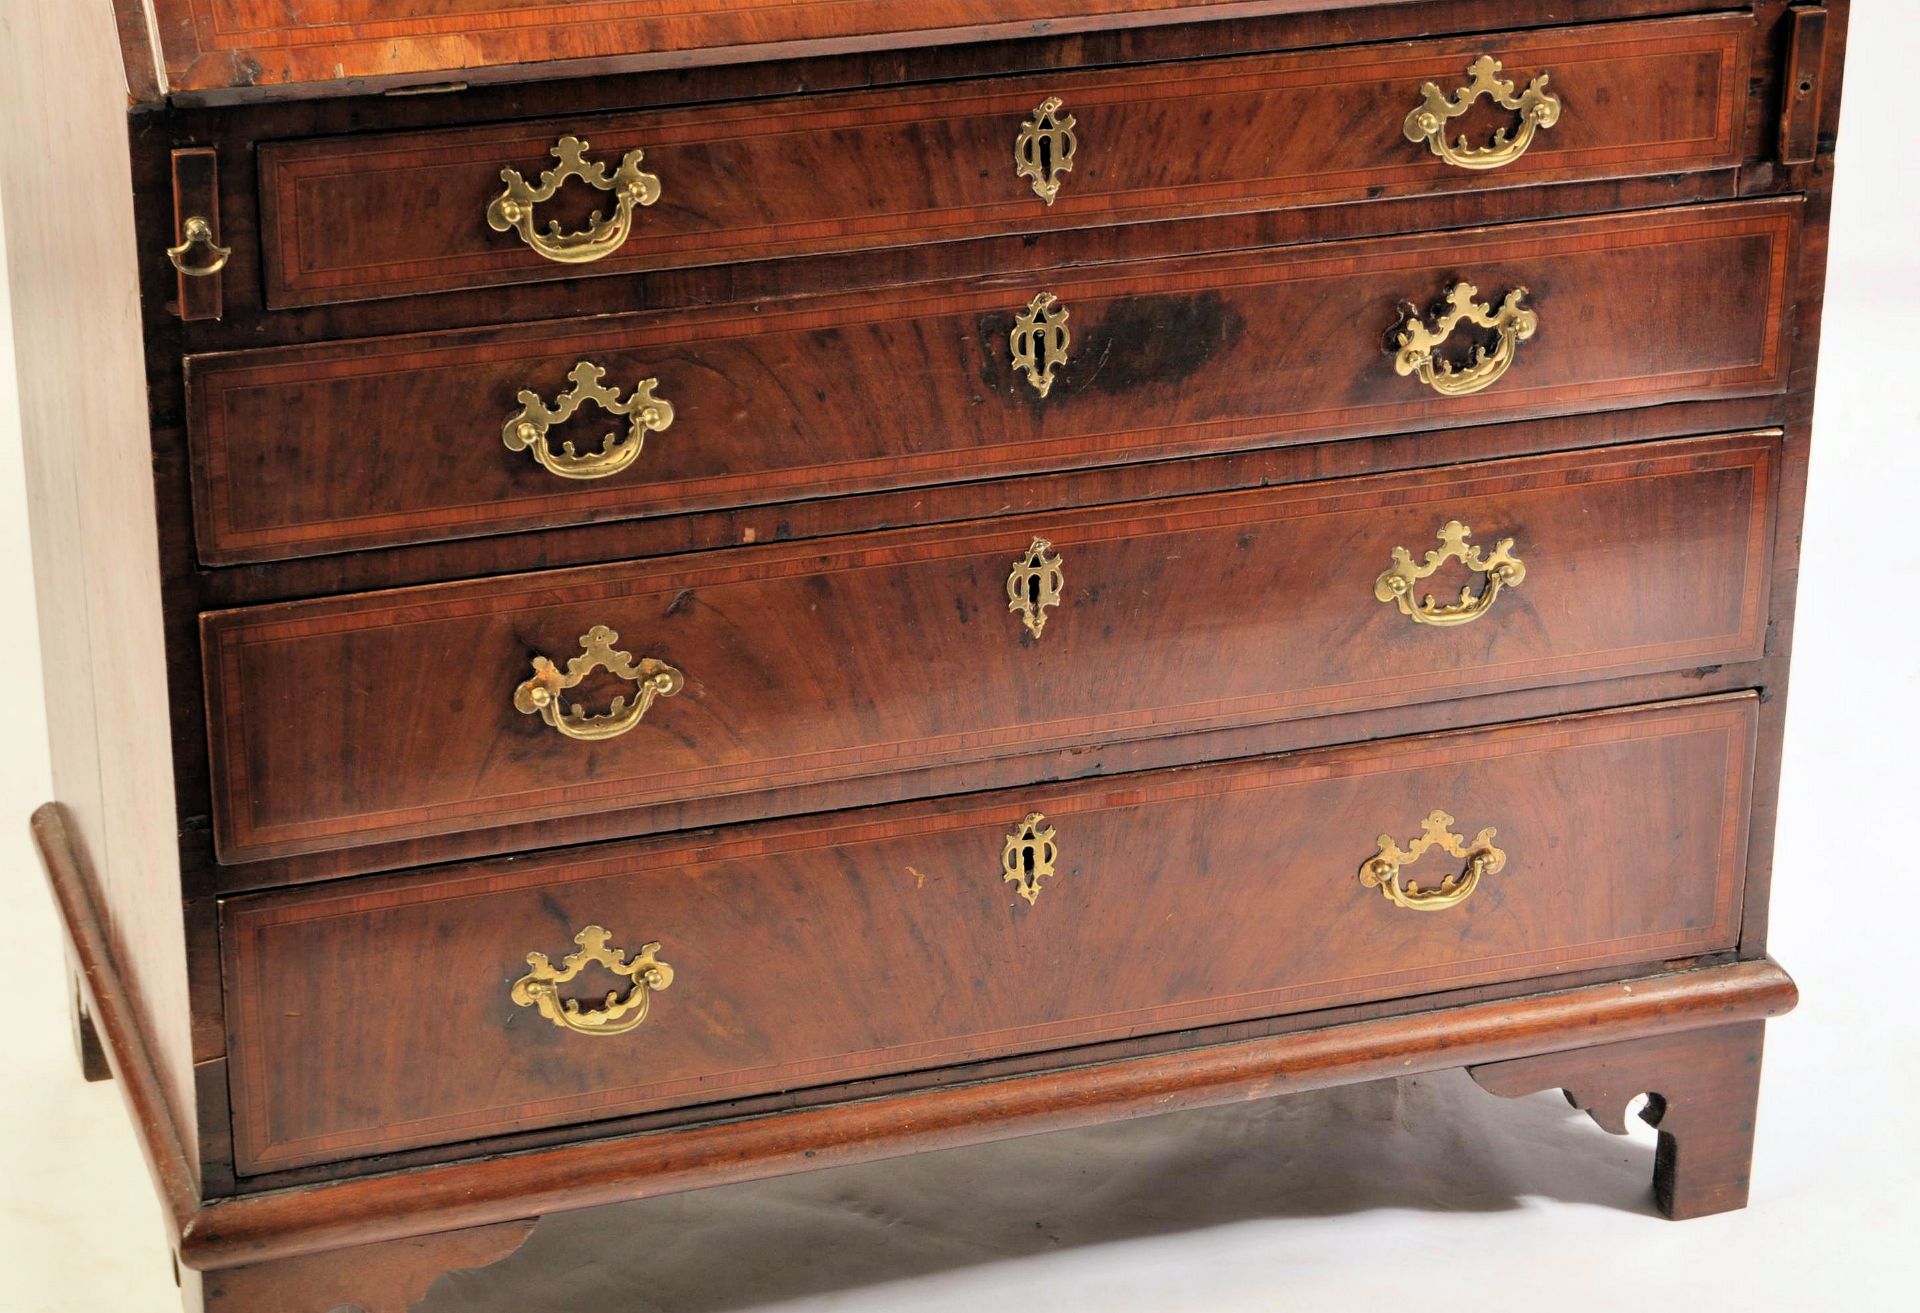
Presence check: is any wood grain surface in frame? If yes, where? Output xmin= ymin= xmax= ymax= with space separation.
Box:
xmin=6 ymin=0 xmax=1853 ymax=1301
xmin=200 ymin=432 xmax=1776 ymax=866
xmin=190 ymin=199 xmax=1798 ymax=562
xmin=1471 ymin=1020 xmax=1770 ymax=1219
xmin=183 ymin=952 xmax=1807 ymax=1269
xmin=222 ymin=694 xmax=1756 ymax=1172
xmin=138 ymin=1 xmax=1737 ymax=102
xmin=1 ymin=0 xmax=203 ymax=1185
xmin=252 ymin=14 xmax=1753 ymax=307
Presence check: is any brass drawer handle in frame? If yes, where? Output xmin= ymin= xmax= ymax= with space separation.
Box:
xmin=514 ymin=625 xmax=684 ymax=742
xmin=1405 ymin=55 xmax=1561 ymax=171
xmin=1395 ymin=282 xmax=1537 ymax=398
xmin=504 ymin=362 xmax=675 ymax=481
xmin=1375 ymin=520 xmax=1524 ymax=628
xmin=511 ymin=926 xmax=674 ymax=1036
xmin=487 ymin=135 xmax=662 ymax=265
xmin=1015 ymin=96 xmax=1077 ymax=205
xmin=1360 ymin=810 xmax=1506 ymax=912
xmin=166 ymin=216 xmax=230 ymax=277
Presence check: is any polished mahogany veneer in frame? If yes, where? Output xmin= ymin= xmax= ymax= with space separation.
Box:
xmin=189 ymin=201 xmax=1797 ymax=562
xmin=254 ymin=14 xmax=1754 ymax=308
xmin=7 ymin=1 xmax=1845 ymax=1309
xmin=138 ymin=0 xmax=1747 ymax=99
xmin=223 ymin=695 xmax=1756 ymax=1173
xmin=201 ymin=433 xmax=1776 ymax=866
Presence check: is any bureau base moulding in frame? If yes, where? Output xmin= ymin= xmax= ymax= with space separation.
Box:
xmin=39 ymin=803 xmax=1798 ymax=1307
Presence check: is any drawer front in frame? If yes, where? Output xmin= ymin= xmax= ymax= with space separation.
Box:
xmin=255 ymin=13 xmax=1755 ymax=308
xmin=222 ymin=695 xmax=1757 ymax=1173
xmin=145 ymin=2 xmax=1752 ymax=99
xmin=201 ymin=432 xmax=1776 ymax=865
xmin=190 ymin=200 xmax=1798 ymax=564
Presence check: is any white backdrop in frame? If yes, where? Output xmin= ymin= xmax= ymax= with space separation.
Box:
xmin=3 ymin=8 xmax=1915 ymax=1310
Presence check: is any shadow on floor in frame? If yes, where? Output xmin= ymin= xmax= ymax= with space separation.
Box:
xmin=420 ymin=1071 xmax=1657 ymax=1313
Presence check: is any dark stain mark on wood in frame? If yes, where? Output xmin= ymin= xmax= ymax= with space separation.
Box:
xmin=1072 ymin=292 xmax=1245 ymax=399
xmin=974 ymin=290 xmax=1244 ymax=405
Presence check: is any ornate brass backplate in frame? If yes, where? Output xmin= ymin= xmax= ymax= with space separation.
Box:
xmin=1375 ymin=520 xmax=1525 ymax=627
xmin=1015 ymin=96 xmax=1078 ymax=205
xmin=503 ymin=361 xmax=676 ymax=481
xmin=1008 ymin=537 xmax=1065 ymax=639
xmin=1360 ymin=810 xmax=1507 ymax=912
xmin=1003 ymin=812 xmax=1060 ymax=905
xmin=486 ymin=135 xmax=662 ymax=265
xmin=1011 ymin=292 xmax=1071 ymax=397
xmin=510 ymin=926 xmax=674 ymax=1037
xmin=513 ymin=625 xmax=685 ymax=742
xmin=1404 ymin=55 xmax=1562 ymax=171
xmin=1394 ymin=282 xmax=1538 ymax=397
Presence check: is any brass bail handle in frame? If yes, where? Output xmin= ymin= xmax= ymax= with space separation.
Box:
xmin=503 ymin=362 xmax=675 ymax=481
xmin=1405 ymin=55 xmax=1562 ymax=171
xmin=510 ymin=926 xmax=674 ymax=1036
xmin=167 ymin=216 xmax=231 ymax=277
xmin=1360 ymin=810 xmax=1507 ymax=912
xmin=1395 ymin=282 xmax=1538 ymax=398
xmin=514 ymin=625 xmax=684 ymax=742
xmin=487 ymin=135 xmax=662 ymax=265
xmin=1375 ymin=520 xmax=1525 ymax=628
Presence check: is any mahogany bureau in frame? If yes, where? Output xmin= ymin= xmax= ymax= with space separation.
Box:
xmin=1 ymin=1 xmax=1845 ymax=1308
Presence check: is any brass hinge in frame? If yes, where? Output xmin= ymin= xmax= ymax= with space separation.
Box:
xmin=1778 ymin=5 xmax=1831 ymax=166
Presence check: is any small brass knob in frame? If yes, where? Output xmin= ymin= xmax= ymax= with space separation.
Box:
xmin=166 ymin=216 xmax=231 ymax=277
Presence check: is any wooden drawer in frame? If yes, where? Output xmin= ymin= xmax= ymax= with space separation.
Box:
xmin=221 ymin=694 xmax=1757 ymax=1173
xmin=201 ymin=431 xmax=1777 ymax=867
xmin=189 ymin=200 xmax=1798 ymax=564
xmin=137 ymin=1 xmax=1765 ymax=99
xmin=254 ymin=12 xmax=1755 ymax=309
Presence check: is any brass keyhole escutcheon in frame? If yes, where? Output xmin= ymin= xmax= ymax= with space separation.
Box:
xmin=1008 ymin=537 xmax=1065 ymax=639
xmin=1011 ymin=292 xmax=1071 ymax=397
xmin=1015 ymin=96 xmax=1078 ymax=205
xmin=1003 ymin=812 xmax=1060 ymax=905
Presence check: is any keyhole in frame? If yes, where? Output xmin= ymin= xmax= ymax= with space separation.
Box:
xmin=1023 ymin=845 xmax=1037 ymax=878
xmin=1037 ymin=133 xmax=1053 ymax=179
xmin=1027 ymin=573 xmax=1042 ymax=607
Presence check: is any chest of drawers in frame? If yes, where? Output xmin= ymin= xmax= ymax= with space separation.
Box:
xmin=2 ymin=2 xmax=1843 ymax=1309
